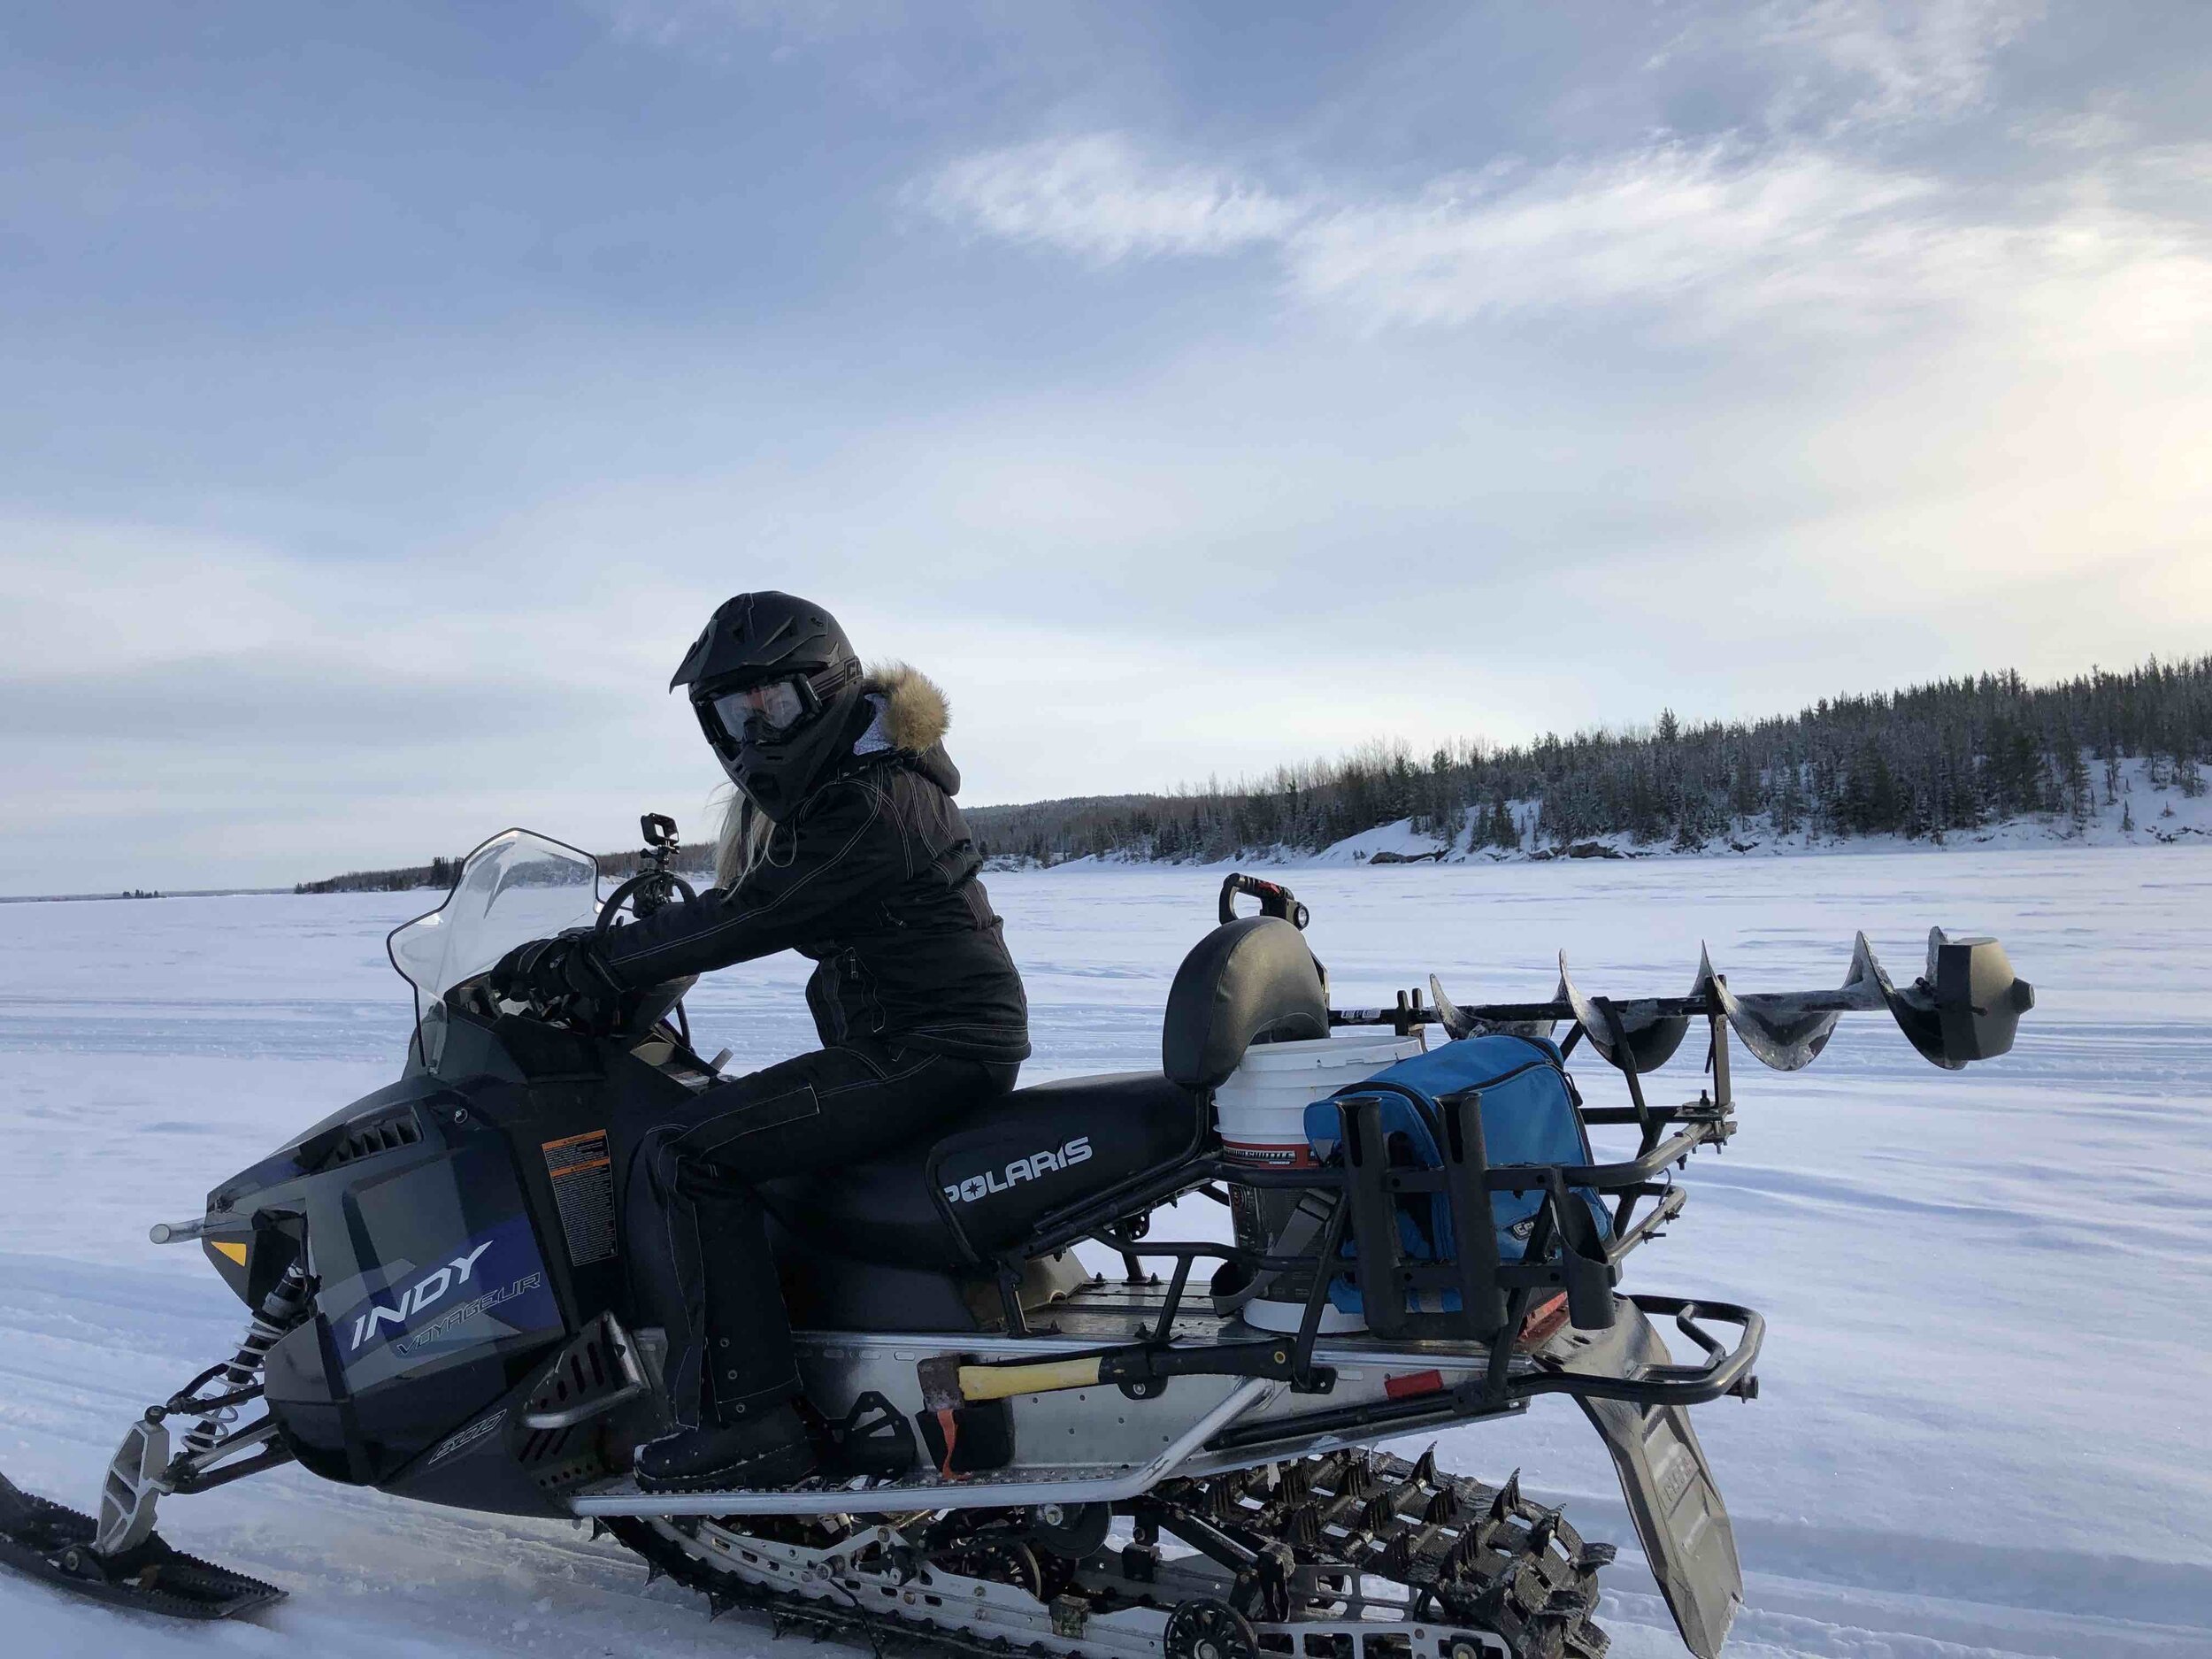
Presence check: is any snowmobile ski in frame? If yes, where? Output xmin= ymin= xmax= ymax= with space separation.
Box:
xmin=0 ymin=1471 xmax=284 ymax=1620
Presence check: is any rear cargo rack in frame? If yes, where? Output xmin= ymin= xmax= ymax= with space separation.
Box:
xmin=979 ymin=896 xmax=2031 ymax=1416
xmin=990 ymin=999 xmax=1755 ymax=1413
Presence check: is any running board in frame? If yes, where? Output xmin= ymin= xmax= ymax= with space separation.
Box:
xmin=570 ymin=1378 xmax=1279 ymax=1517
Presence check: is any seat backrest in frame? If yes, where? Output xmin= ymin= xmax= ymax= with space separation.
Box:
xmin=1162 ymin=916 xmax=1329 ymax=1090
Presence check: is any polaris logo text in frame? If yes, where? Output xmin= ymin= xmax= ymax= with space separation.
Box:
xmin=943 ymin=1137 xmax=1092 ymax=1205
xmin=349 ymin=1240 xmax=494 ymax=1351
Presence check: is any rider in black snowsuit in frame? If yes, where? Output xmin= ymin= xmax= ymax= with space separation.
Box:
xmin=491 ymin=593 xmax=1027 ymax=1491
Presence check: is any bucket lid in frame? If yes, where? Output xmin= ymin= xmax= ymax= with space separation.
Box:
xmin=1227 ymin=1033 xmax=1420 ymax=1072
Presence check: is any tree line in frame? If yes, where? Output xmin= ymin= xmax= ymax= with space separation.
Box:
xmin=296 ymin=652 xmax=2210 ymax=890
xmin=961 ymin=653 xmax=2212 ymax=865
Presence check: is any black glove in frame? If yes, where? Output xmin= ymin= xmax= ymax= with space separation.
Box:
xmin=488 ymin=930 xmax=627 ymax=1033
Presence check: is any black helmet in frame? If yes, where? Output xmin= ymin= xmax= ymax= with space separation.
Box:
xmin=671 ymin=592 xmax=864 ymax=821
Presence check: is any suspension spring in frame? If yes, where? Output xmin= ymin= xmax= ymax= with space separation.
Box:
xmin=183 ymin=1261 xmax=312 ymax=1455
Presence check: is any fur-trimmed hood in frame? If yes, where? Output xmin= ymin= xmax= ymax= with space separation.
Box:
xmin=713 ymin=661 xmax=956 ymax=887
xmin=859 ymin=662 xmax=950 ymax=753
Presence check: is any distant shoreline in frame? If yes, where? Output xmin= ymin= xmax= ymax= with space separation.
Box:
xmin=0 ymin=888 xmax=290 ymax=906
xmin=14 ymin=826 xmax=2205 ymax=906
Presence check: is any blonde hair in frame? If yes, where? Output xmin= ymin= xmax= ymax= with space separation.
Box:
xmin=712 ymin=788 xmax=780 ymax=889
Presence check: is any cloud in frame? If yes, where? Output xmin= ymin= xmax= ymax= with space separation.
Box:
xmin=912 ymin=134 xmax=1305 ymax=263
xmin=917 ymin=132 xmax=2212 ymax=345
xmin=2008 ymin=107 xmax=2141 ymax=153
xmin=1753 ymin=0 xmax=2040 ymax=130
xmin=1285 ymin=144 xmax=1935 ymax=329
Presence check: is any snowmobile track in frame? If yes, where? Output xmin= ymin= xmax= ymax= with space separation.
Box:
xmin=604 ymin=1447 xmax=1609 ymax=1659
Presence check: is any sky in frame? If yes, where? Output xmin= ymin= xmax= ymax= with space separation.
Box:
xmin=3 ymin=1 xmax=2208 ymax=892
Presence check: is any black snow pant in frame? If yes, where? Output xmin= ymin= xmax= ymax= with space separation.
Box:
xmin=618 ymin=1039 xmax=1018 ymax=1429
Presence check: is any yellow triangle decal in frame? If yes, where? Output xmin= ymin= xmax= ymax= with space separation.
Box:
xmin=212 ymin=1240 xmax=249 ymax=1266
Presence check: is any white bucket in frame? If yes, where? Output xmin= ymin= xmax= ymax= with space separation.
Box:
xmin=1212 ymin=1030 xmax=1424 ymax=1169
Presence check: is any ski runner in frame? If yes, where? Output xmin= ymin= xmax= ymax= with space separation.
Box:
xmin=489 ymin=591 xmax=1029 ymax=1491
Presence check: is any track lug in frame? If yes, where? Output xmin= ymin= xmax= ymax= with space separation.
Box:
xmin=1346 ymin=1458 xmax=1384 ymax=1501
xmin=1526 ymin=1509 xmax=1561 ymax=1554
xmin=1048 ymin=1594 xmax=1087 ymax=1639
xmin=1490 ymin=1471 xmax=1523 ymax=1522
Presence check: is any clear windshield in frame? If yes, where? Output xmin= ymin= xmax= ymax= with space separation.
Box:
xmin=388 ymin=829 xmax=602 ymax=1003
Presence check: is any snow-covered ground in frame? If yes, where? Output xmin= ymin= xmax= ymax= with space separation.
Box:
xmin=3 ymin=846 xmax=2209 ymax=1658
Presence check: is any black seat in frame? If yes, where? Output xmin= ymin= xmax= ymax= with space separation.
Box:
xmin=1161 ymin=915 xmax=1329 ymax=1088
xmin=761 ymin=1071 xmax=1202 ymax=1269
xmin=762 ymin=915 xmax=1327 ymax=1270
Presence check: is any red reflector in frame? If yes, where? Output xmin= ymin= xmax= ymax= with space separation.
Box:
xmin=1384 ymin=1369 xmax=1445 ymax=1400
xmin=1517 ymin=1293 xmax=1571 ymax=1350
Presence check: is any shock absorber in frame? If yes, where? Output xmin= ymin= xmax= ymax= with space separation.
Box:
xmin=182 ymin=1261 xmax=313 ymax=1454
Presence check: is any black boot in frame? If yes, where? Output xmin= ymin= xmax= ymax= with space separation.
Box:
xmin=636 ymin=1398 xmax=817 ymax=1493
xmin=635 ymin=1174 xmax=818 ymax=1493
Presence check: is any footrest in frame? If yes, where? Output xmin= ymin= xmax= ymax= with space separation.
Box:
xmin=571 ymin=1463 xmax=1130 ymax=1517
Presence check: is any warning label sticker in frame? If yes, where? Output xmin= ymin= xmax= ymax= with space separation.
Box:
xmin=541 ymin=1130 xmax=617 ymax=1267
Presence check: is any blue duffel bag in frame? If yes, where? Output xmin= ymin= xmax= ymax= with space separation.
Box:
xmin=1303 ymin=1033 xmax=1611 ymax=1316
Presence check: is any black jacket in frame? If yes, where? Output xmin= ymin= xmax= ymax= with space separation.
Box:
xmin=597 ymin=670 xmax=1030 ymax=1065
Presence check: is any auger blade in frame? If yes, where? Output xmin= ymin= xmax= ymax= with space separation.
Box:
xmin=1695 ymin=943 xmax=1870 ymax=1071
xmin=1430 ymin=974 xmax=1556 ymax=1043
xmin=1557 ymin=954 xmax=1693 ymax=1074
xmin=1863 ymin=927 xmax=2036 ymax=1070
xmin=1407 ymin=927 xmax=2032 ymax=1074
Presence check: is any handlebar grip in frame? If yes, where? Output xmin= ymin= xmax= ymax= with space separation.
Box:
xmin=1218 ymin=872 xmax=1310 ymax=929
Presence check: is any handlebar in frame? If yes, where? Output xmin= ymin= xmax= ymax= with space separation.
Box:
xmin=1219 ymin=872 xmax=1310 ymax=930
xmin=595 ymin=870 xmax=697 ymax=936
xmin=597 ymin=809 xmax=696 ymax=934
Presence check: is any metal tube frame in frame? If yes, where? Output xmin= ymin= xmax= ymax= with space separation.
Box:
xmin=976 ymin=1010 xmax=1756 ymax=1413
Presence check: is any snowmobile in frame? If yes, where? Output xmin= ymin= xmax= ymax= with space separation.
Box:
xmin=0 ymin=818 xmax=2036 ymax=1659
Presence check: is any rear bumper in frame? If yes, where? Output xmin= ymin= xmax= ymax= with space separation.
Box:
xmin=1520 ymin=1293 xmax=1763 ymax=1406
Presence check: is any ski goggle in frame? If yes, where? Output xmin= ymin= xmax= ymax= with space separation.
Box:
xmin=706 ymin=678 xmax=811 ymax=742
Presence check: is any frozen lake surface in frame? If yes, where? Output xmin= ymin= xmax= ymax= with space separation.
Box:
xmin=2 ymin=845 xmax=2208 ymax=1658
